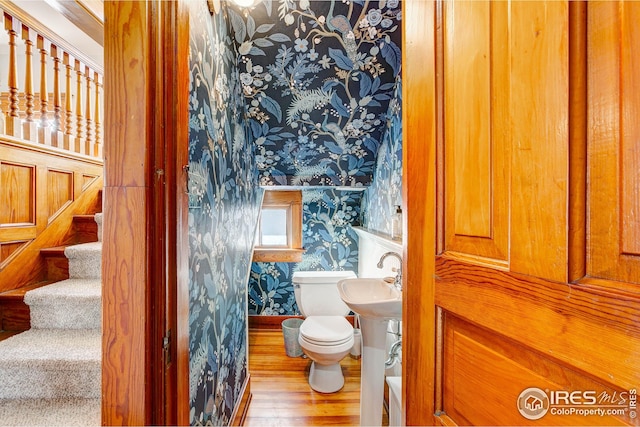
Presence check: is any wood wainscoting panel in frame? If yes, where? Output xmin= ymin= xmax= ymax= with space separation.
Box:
xmin=0 ymin=135 xmax=103 ymax=292
xmin=443 ymin=315 xmax=629 ymax=426
xmin=47 ymin=169 xmax=74 ymax=220
xmin=0 ymin=175 xmax=102 ymax=292
xmin=82 ymin=173 xmax=98 ymax=191
xmin=442 ymin=0 xmax=509 ymax=263
xmin=0 ymin=241 xmax=27 ymax=265
xmin=0 ymin=162 xmax=35 ymax=225
xmin=588 ymin=1 xmax=640 ymax=284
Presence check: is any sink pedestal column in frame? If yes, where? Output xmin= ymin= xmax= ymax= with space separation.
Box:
xmin=359 ymin=316 xmax=388 ymax=426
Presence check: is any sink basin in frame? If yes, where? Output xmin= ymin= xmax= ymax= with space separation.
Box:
xmin=337 ymin=278 xmax=402 ymax=319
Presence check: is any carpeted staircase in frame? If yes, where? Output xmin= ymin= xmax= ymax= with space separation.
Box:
xmin=0 ymin=214 xmax=102 ymax=426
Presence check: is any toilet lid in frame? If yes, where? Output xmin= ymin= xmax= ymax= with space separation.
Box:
xmin=300 ymin=316 xmax=353 ymax=344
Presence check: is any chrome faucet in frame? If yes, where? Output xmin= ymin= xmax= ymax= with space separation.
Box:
xmin=377 ymin=252 xmax=402 ymax=291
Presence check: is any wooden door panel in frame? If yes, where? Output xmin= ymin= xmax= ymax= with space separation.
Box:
xmin=509 ymin=1 xmax=570 ymax=284
xmin=588 ymin=1 xmax=640 ymax=284
xmin=443 ymin=1 xmax=509 ymax=264
xmin=435 ymin=2 xmax=639 ymax=425
xmin=443 ymin=315 xmax=630 ymax=426
xmin=436 ymin=258 xmax=640 ymax=395
xmin=404 ymin=1 xmax=640 ymax=425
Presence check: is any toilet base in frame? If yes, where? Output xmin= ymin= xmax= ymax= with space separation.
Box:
xmin=308 ymin=361 xmax=344 ymax=393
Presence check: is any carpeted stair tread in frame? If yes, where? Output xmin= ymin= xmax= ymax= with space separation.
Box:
xmin=24 ymin=279 xmax=101 ymax=329
xmin=64 ymin=241 xmax=102 ymax=280
xmin=64 ymin=241 xmax=102 ymax=258
xmin=0 ymin=397 xmax=100 ymax=426
xmin=0 ymin=329 xmax=100 ymax=399
xmin=95 ymin=213 xmax=102 ymax=242
xmin=0 ymin=329 xmax=100 ymax=364
xmin=25 ymin=278 xmax=100 ymax=300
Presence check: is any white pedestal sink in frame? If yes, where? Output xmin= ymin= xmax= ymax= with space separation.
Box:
xmin=338 ymin=278 xmax=402 ymax=426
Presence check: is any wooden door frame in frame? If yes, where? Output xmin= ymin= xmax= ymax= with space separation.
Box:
xmin=102 ymin=1 xmax=190 ymax=424
xmin=103 ymin=0 xmax=439 ymax=425
xmin=403 ymin=1 xmax=438 ymax=425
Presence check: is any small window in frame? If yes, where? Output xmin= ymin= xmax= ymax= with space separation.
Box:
xmin=257 ymin=208 xmax=288 ymax=246
xmin=253 ymin=190 xmax=304 ymax=263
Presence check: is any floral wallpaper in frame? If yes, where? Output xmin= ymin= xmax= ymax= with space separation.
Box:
xmin=187 ymin=2 xmax=261 ymax=425
xmin=184 ymin=0 xmax=402 ymax=422
xmin=229 ymin=0 xmax=402 ymax=186
xmin=362 ymin=74 xmax=402 ymax=234
xmin=249 ymin=188 xmax=362 ymax=315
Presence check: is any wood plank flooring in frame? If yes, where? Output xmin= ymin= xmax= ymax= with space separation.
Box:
xmin=245 ymin=330 xmax=388 ymax=426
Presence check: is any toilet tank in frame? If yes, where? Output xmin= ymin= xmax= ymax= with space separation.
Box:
xmin=292 ymin=271 xmax=356 ymax=316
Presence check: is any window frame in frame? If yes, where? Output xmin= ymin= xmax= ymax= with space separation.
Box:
xmin=252 ymin=190 xmax=304 ymax=263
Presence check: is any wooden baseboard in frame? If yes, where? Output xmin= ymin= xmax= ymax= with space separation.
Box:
xmin=249 ymin=315 xmax=302 ymax=330
xmin=249 ymin=314 xmax=355 ymax=330
xmin=230 ymin=374 xmax=251 ymax=426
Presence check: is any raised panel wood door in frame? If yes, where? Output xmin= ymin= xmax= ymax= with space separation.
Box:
xmin=433 ymin=1 xmax=640 ymax=426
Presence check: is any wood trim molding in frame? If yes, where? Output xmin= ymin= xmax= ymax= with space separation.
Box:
xmin=229 ymin=375 xmax=252 ymax=427
xmin=0 ymin=135 xmax=104 ymax=166
xmin=102 ymin=2 xmax=152 ymax=425
xmin=403 ymin=0 xmax=438 ymax=424
xmin=568 ymin=1 xmax=588 ymax=282
xmin=249 ymin=315 xmax=355 ymax=330
xmin=252 ymin=248 xmax=304 ymax=263
xmin=0 ymin=225 xmax=36 ymax=243
xmin=173 ymin=0 xmax=191 ymax=425
xmin=103 ymin=1 xmax=191 ymax=425
xmin=255 ymin=189 xmax=303 ymax=263
xmin=43 ymin=0 xmax=104 ymax=46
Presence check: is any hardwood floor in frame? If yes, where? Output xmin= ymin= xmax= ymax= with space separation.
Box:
xmin=245 ymin=330 xmax=389 ymax=426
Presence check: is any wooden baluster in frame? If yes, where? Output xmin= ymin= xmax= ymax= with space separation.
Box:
xmin=0 ymin=93 xmax=4 ymax=135
xmin=94 ymin=72 xmax=102 ymax=158
xmin=63 ymin=53 xmax=74 ymax=150
xmin=37 ymin=35 xmax=52 ymax=145
xmin=21 ymin=24 xmax=37 ymax=141
xmin=84 ymin=65 xmax=93 ymax=155
xmin=50 ymin=44 xmax=64 ymax=147
xmin=75 ymin=59 xmax=84 ymax=154
xmin=4 ymin=13 xmax=22 ymax=137
xmin=0 ymin=29 xmax=5 ymax=135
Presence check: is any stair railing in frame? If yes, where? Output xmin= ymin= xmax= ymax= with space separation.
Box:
xmin=0 ymin=10 xmax=103 ymax=159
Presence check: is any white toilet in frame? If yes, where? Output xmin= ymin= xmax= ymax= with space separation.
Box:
xmin=292 ymin=270 xmax=356 ymax=393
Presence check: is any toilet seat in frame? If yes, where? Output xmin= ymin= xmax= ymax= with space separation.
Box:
xmin=301 ymin=334 xmax=353 ymax=347
xmin=299 ymin=316 xmax=353 ymax=345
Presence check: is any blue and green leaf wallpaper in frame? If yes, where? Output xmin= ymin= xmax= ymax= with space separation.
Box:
xmin=187 ymin=2 xmax=261 ymax=425
xmin=249 ymin=188 xmax=362 ymax=315
xmin=362 ymin=74 xmax=402 ymax=233
xmin=229 ymin=0 xmax=402 ymax=186
xmin=186 ymin=0 xmax=402 ymax=422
